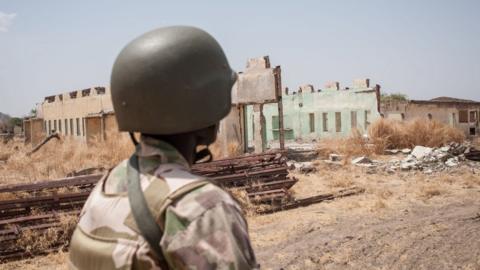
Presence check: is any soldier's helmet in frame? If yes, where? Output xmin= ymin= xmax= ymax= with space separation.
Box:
xmin=111 ymin=26 xmax=236 ymax=135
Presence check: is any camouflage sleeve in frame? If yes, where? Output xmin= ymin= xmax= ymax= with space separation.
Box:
xmin=160 ymin=184 xmax=258 ymax=270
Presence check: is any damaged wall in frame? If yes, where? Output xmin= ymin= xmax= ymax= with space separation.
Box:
xmin=381 ymin=97 xmax=480 ymax=136
xmin=40 ymin=86 xmax=113 ymax=141
xmin=246 ymin=79 xmax=381 ymax=145
xmin=27 ymin=86 xmax=114 ymax=145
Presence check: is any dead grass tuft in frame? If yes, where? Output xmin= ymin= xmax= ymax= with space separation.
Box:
xmin=15 ymin=213 xmax=78 ymax=255
xmin=369 ymin=118 xmax=464 ymax=152
xmin=318 ymin=129 xmax=374 ymax=159
xmin=319 ymin=118 xmax=465 ymax=157
xmin=0 ymin=133 xmax=133 ymax=185
xmin=328 ymin=177 xmax=354 ymax=188
xmin=228 ymin=188 xmax=258 ymax=217
xmin=418 ymin=183 xmax=445 ymax=199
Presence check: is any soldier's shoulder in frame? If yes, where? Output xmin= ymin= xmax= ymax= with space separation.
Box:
xmin=171 ymin=182 xmax=242 ymax=221
xmin=109 ymin=159 xmax=129 ymax=179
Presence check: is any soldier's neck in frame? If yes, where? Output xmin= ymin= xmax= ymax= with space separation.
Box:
xmin=151 ymin=134 xmax=197 ymax=166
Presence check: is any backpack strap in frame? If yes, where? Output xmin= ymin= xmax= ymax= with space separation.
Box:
xmin=126 ymin=154 xmax=210 ymax=268
xmin=127 ymin=154 xmax=170 ymax=269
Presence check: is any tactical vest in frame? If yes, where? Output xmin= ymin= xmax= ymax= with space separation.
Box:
xmin=68 ymin=155 xmax=209 ymax=270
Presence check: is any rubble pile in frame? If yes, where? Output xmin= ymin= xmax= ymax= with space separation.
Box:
xmin=386 ymin=142 xmax=477 ymax=173
xmin=347 ymin=142 xmax=480 ymax=174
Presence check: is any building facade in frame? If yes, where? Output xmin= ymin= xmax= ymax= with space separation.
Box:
xmin=381 ymin=97 xmax=480 ymax=137
xmin=246 ymin=79 xmax=381 ymax=146
xmin=24 ymin=86 xmax=117 ymax=145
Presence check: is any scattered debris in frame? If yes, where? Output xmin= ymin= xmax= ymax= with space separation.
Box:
xmin=386 ymin=142 xmax=479 ymax=173
xmin=465 ymin=149 xmax=480 ymax=161
xmin=352 ymin=156 xmax=373 ymax=165
xmin=329 ymin=153 xmax=343 ymax=162
xmin=257 ymin=186 xmax=365 ymax=214
xmin=385 ymin=149 xmax=399 ymax=155
xmin=411 ymin=146 xmax=433 ymax=159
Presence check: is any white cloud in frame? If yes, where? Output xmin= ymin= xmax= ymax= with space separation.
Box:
xmin=0 ymin=12 xmax=17 ymax=32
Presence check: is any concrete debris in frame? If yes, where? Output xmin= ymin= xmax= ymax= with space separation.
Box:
xmin=384 ymin=149 xmax=399 ymax=155
xmin=385 ymin=148 xmax=411 ymax=155
xmin=411 ymin=146 xmax=433 ymax=159
xmin=287 ymin=161 xmax=316 ymax=174
xmin=385 ymin=142 xmax=478 ymax=173
xmin=352 ymin=156 xmax=373 ymax=165
xmin=445 ymin=157 xmax=459 ymax=167
xmin=329 ymin=153 xmax=343 ymax=162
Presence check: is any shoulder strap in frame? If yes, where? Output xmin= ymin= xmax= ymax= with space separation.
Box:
xmin=127 ymin=154 xmax=170 ymax=269
xmin=126 ymin=154 xmax=211 ymax=268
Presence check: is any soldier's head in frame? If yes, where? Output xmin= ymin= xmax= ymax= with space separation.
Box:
xmin=110 ymin=26 xmax=236 ymax=162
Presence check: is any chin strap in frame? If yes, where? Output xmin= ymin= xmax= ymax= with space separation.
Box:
xmin=194 ymin=146 xmax=212 ymax=163
xmin=129 ymin=132 xmax=139 ymax=146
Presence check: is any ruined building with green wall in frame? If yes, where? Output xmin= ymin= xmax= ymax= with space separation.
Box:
xmin=245 ymin=79 xmax=381 ymax=147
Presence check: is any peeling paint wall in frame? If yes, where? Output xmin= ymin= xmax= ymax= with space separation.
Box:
xmin=247 ymin=84 xmax=381 ymax=145
xmin=382 ymin=100 xmax=480 ymax=136
xmin=40 ymin=87 xmax=113 ymax=141
xmin=211 ymin=106 xmax=245 ymax=159
xmin=23 ymin=118 xmax=44 ymax=146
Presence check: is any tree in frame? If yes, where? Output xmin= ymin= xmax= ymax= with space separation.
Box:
xmin=9 ymin=117 xmax=23 ymax=127
xmin=381 ymin=93 xmax=408 ymax=102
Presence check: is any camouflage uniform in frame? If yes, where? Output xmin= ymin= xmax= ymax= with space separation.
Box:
xmin=68 ymin=136 xmax=258 ymax=269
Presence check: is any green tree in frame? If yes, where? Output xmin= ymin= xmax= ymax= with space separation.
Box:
xmin=381 ymin=93 xmax=408 ymax=102
xmin=9 ymin=117 xmax=23 ymax=127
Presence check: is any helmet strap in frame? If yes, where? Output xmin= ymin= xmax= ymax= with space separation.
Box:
xmin=129 ymin=132 xmax=139 ymax=146
xmin=194 ymin=146 xmax=212 ymax=163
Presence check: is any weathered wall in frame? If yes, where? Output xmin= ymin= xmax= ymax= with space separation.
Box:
xmin=41 ymin=87 xmax=113 ymax=141
xmin=382 ymin=100 xmax=480 ymax=136
xmin=247 ymin=85 xmax=381 ymax=145
xmin=211 ymin=106 xmax=245 ymax=159
xmin=85 ymin=117 xmax=102 ymax=144
xmin=23 ymin=118 xmax=45 ymax=146
xmin=85 ymin=113 xmax=119 ymax=144
xmin=231 ymin=56 xmax=278 ymax=105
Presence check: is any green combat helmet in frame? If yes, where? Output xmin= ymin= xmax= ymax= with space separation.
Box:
xmin=111 ymin=26 xmax=237 ymax=135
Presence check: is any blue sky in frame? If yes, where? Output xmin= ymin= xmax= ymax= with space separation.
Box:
xmin=1 ymin=0 xmax=479 ymax=116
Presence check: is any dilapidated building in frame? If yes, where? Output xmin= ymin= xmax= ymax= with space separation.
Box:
xmin=24 ymin=86 xmax=118 ymax=145
xmin=24 ymin=56 xmax=385 ymax=157
xmin=381 ymin=97 xmax=480 ymax=137
xmin=245 ymin=79 xmax=381 ymax=146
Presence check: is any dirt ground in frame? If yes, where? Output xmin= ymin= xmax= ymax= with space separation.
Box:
xmin=1 ymin=157 xmax=480 ymax=270
xmin=249 ymin=162 xmax=480 ymax=270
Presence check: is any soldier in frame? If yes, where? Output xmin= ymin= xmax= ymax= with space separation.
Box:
xmin=68 ymin=26 xmax=258 ymax=270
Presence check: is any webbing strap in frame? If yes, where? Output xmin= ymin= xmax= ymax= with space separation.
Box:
xmin=127 ymin=154 xmax=170 ymax=269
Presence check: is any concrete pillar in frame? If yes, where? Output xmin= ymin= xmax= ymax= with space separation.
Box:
xmin=253 ymin=104 xmax=266 ymax=153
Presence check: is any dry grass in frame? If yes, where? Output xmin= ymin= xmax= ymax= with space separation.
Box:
xmin=369 ymin=118 xmax=465 ymax=151
xmin=228 ymin=188 xmax=260 ymax=217
xmin=418 ymin=183 xmax=445 ymax=199
xmin=0 ymin=251 xmax=68 ymax=270
xmin=0 ymin=133 xmax=133 ymax=185
xmin=318 ymin=118 xmax=465 ymax=158
xmin=318 ymin=129 xmax=374 ymax=160
xmin=15 ymin=213 xmax=78 ymax=255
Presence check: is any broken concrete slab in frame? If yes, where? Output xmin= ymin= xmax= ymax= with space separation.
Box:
xmin=445 ymin=157 xmax=459 ymax=167
xmin=385 ymin=149 xmax=399 ymax=155
xmin=352 ymin=156 xmax=373 ymax=165
xmin=411 ymin=146 xmax=433 ymax=159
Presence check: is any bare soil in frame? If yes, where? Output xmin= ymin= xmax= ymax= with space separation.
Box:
xmin=2 ymin=158 xmax=480 ymax=270
xmin=249 ymin=162 xmax=480 ymax=270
